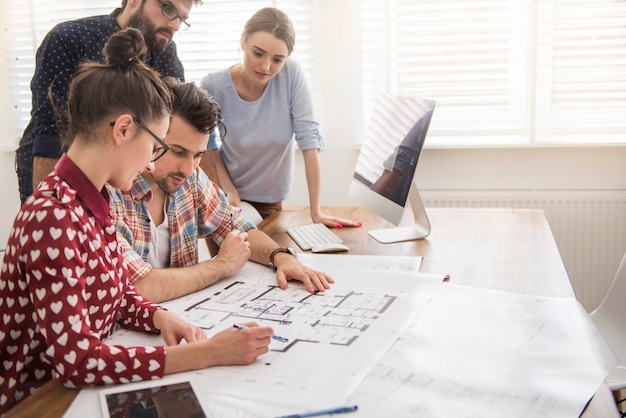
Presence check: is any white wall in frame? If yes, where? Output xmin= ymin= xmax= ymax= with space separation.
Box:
xmin=286 ymin=146 xmax=626 ymax=207
xmin=0 ymin=26 xmax=20 ymax=245
xmin=0 ymin=151 xmax=20 ymax=246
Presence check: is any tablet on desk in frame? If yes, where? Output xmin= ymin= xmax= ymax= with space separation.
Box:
xmin=100 ymin=378 xmax=207 ymax=418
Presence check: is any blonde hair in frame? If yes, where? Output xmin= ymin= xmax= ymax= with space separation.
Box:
xmin=241 ymin=7 xmax=295 ymax=55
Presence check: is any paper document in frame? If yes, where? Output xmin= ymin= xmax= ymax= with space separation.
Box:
xmin=298 ymin=253 xmax=422 ymax=273
xmin=347 ymin=283 xmax=618 ymax=418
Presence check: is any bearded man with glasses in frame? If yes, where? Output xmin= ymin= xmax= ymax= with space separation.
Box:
xmin=15 ymin=0 xmax=202 ymax=205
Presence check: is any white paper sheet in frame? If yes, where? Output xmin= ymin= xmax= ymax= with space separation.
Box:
xmin=346 ymin=283 xmax=618 ymax=418
xmin=298 ymin=253 xmax=422 ymax=273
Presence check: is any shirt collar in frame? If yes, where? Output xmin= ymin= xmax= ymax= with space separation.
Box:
xmin=129 ymin=174 xmax=155 ymax=203
xmin=109 ymin=9 xmax=123 ymax=30
xmin=55 ymin=154 xmax=111 ymax=226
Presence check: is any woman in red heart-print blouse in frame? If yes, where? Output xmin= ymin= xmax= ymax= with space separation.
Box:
xmin=0 ymin=27 xmax=274 ymax=415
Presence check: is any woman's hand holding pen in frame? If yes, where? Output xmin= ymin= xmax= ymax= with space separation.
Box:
xmin=163 ymin=322 xmax=273 ymax=373
xmin=204 ymin=322 xmax=273 ymax=366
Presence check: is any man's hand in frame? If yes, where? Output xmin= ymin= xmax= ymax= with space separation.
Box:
xmin=272 ymin=252 xmax=335 ymax=293
xmin=213 ymin=230 xmax=251 ymax=276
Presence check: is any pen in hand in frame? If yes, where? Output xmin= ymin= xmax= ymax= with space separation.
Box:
xmin=276 ymin=405 xmax=358 ymax=418
xmin=233 ymin=323 xmax=289 ymax=343
xmin=230 ymin=213 xmax=235 ymax=231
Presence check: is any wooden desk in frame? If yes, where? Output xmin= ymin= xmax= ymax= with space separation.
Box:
xmin=5 ymin=206 xmax=618 ymax=418
xmin=263 ymin=206 xmax=573 ymax=298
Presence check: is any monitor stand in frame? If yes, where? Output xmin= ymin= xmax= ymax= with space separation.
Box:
xmin=368 ymin=183 xmax=431 ymax=243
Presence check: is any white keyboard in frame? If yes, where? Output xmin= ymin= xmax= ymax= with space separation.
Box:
xmin=286 ymin=223 xmax=345 ymax=251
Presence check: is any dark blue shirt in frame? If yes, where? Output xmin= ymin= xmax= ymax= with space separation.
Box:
xmin=18 ymin=10 xmax=184 ymax=160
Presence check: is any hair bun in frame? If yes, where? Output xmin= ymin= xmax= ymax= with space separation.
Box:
xmin=103 ymin=28 xmax=147 ymax=68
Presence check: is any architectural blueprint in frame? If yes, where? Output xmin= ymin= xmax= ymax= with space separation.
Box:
xmin=101 ymin=259 xmax=445 ymax=411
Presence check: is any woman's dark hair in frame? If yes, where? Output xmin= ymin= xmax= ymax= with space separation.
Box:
xmin=162 ymin=77 xmax=225 ymax=136
xmin=60 ymin=28 xmax=173 ymax=148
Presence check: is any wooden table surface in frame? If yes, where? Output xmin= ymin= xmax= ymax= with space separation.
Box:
xmin=4 ymin=206 xmax=619 ymax=417
xmin=262 ymin=206 xmax=574 ymax=298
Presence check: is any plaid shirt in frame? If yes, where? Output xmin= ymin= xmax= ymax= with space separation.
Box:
xmin=107 ymin=168 xmax=256 ymax=285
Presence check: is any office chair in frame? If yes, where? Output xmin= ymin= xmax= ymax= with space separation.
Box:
xmin=589 ymin=252 xmax=626 ymax=392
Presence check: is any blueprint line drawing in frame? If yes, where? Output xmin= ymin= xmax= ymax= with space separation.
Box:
xmin=179 ymin=279 xmax=399 ymax=350
xmin=105 ymin=261 xmax=444 ymax=409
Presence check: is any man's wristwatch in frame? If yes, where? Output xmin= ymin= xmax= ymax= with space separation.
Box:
xmin=269 ymin=247 xmax=297 ymax=271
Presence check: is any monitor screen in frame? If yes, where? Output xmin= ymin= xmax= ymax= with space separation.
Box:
xmin=349 ymin=94 xmax=435 ymax=243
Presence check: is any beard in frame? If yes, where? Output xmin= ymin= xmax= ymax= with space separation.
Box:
xmin=126 ymin=8 xmax=174 ymax=53
xmin=153 ymin=172 xmax=186 ymax=194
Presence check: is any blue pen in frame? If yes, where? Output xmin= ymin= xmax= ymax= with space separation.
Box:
xmin=233 ymin=323 xmax=289 ymax=343
xmin=276 ymin=405 xmax=358 ymax=418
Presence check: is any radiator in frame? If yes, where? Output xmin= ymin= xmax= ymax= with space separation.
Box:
xmin=420 ymin=188 xmax=626 ymax=312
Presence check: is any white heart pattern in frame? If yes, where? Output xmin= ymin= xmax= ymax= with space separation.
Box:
xmin=1 ymin=183 xmax=167 ymax=413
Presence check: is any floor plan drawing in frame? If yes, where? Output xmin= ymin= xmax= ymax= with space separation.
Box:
xmin=103 ymin=260 xmax=445 ymax=410
xmin=179 ymin=279 xmax=398 ymax=350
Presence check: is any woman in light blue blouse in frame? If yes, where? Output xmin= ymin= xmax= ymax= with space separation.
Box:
xmin=200 ymin=7 xmax=360 ymax=228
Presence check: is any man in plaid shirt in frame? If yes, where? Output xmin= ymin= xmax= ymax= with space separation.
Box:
xmin=108 ymin=77 xmax=334 ymax=303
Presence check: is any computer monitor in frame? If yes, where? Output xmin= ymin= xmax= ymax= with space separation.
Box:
xmin=348 ymin=94 xmax=435 ymax=243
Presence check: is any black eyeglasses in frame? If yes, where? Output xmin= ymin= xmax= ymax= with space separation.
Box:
xmin=109 ymin=117 xmax=170 ymax=162
xmin=155 ymin=0 xmax=191 ymax=31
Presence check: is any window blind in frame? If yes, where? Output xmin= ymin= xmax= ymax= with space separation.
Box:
xmin=4 ymin=1 xmax=113 ymax=144
xmin=359 ymin=0 xmax=626 ymax=146
xmin=535 ymin=0 xmax=626 ymax=144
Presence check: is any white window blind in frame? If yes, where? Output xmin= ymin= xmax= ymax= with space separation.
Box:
xmin=358 ymin=0 xmax=626 ymax=146
xmin=535 ymin=0 xmax=626 ymax=144
xmin=174 ymin=0 xmax=316 ymax=86
xmin=4 ymin=1 xmax=114 ymax=144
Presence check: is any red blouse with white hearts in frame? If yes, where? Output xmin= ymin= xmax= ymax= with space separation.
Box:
xmin=0 ymin=155 xmax=166 ymax=415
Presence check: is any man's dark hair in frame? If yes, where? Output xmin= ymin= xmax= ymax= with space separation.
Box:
xmin=162 ymin=77 xmax=224 ymax=135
